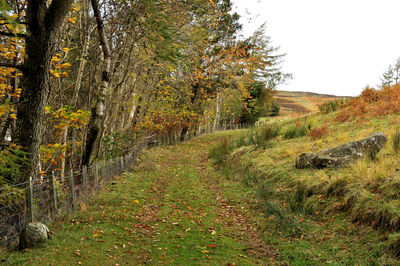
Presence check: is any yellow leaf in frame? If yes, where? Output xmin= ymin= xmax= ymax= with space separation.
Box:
xmin=201 ymin=250 xmax=209 ymax=254
xmin=134 ymin=200 xmax=139 ymax=204
xmin=67 ymin=17 xmax=77 ymax=24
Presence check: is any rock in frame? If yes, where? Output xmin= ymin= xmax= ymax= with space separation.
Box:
xmin=296 ymin=132 xmax=388 ymax=169
xmin=19 ymin=222 xmax=50 ymax=250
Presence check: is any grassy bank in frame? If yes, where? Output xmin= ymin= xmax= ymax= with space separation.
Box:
xmin=210 ymin=111 xmax=400 ymax=264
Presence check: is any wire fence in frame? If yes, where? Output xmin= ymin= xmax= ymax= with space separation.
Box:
xmin=0 ymin=122 xmax=256 ymax=250
xmin=153 ymin=122 xmax=254 ymax=146
xmin=0 ymin=140 xmax=147 ymax=250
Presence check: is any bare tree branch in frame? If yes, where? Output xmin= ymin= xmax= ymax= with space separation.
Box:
xmin=0 ymin=31 xmax=27 ymax=38
xmin=0 ymin=62 xmax=24 ymax=71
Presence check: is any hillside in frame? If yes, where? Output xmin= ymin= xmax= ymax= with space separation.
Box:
xmin=207 ymin=86 xmax=400 ymax=263
xmin=275 ymin=90 xmax=344 ymax=117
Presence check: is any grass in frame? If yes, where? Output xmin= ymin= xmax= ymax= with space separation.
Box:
xmin=4 ymin=109 xmax=400 ymax=264
xmin=392 ymin=129 xmax=400 ymax=154
xmin=1 ymin=132 xmax=277 ymax=265
xmin=283 ymin=123 xmax=309 ymax=139
xmin=209 ymin=111 xmax=400 ymax=263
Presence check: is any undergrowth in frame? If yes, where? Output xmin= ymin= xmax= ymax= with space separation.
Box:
xmin=211 ymin=111 xmax=400 ymax=262
xmin=209 ymin=124 xmax=282 ymax=166
xmin=336 ymin=84 xmax=400 ymax=122
xmin=318 ymin=98 xmax=347 ymax=114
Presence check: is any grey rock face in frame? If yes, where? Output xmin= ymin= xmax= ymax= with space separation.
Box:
xmin=296 ymin=132 xmax=388 ymax=169
xmin=19 ymin=222 xmax=50 ymax=249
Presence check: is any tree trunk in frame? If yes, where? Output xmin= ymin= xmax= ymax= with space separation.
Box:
xmin=15 ymin=0 xmax=73 ymax=183
xmin=213 ymin=93 xmax=222 ymax=132
xmin=179 ymin=83 xmax=200 ymax=141
xmin=82 ymin=0 xmax=112 ymax=166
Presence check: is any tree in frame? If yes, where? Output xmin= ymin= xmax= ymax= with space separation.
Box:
xmin=394 ymin=57 xmax=400 ymax=85
xmin=234 ymin=24 xmax=290 ymax=123
xmin=5 ymin=1 xmax=74 ymax=185
xmin=380 ymin=65 xmax=394 ymax=88
xmin=82 ymin=0 xmax=112 ymax=167
xmin=0 ymin=0 xmax=289 ymax=185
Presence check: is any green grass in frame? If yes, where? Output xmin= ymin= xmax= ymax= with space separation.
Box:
xmin=209 ymin=113 xmax=400 ymax=263
xmin=392 ymin=129 xmax=400 ymax=154
xmin=283 ymin=123 xmax=309 ymax=139
xmin=1 ymin=132 xmax=275 ymax=265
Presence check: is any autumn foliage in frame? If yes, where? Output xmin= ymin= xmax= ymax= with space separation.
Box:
xmin=308 ymin=125 xmax=329 ymax=140
xmin=335 ymin=84 xmax=400 ymax=122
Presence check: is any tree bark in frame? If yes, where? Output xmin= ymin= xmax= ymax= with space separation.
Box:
xmin=82 ymin=0 xmax=112 ymax=166
xmin=213 ymin=93 xmax=222 ymax=131
xmin=14 ymin=0 xmax=73 ymax=183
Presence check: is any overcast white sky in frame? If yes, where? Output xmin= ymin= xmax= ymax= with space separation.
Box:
xmin=233 ymin=0 xmax=400 ymax=96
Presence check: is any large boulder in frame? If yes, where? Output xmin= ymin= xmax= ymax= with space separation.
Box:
xmin=296 ymin=132 xmax=388 ymax=169
xmin=19 ymin=222 xmax=50 ymax=250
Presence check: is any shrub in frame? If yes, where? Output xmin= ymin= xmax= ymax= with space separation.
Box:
xmin=0 ymin=146 xmax=29 ymax=184
xmin=308 ymin=126 xmax=329 ymax=140
xmin=335 ymin=84 xmax=400 ymax=122
xmin=318 ymin=99 xmax=345 ymax=114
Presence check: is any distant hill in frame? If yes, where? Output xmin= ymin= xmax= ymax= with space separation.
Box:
xmin=274 ymin=90 xmax=346 ymax=117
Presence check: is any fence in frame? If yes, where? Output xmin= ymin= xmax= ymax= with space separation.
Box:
xmin=154 ymin=122 xmax=254 ymax=146
xmin=0 ymin=122 xmax=256 ymax=250
xmin=0 ymin=140 xmax=147 ymax=250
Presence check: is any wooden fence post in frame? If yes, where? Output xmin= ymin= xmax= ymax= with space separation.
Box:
xmin=121 ymin=157 xmax=124 ymax=172
xmin=69 ymin=169 xmax=76 ymax=210
xmin=113 ymin=158 xmax=118 ymax=176
xmin=95 ymin=162 xmax=100 ymax=190
xmin=83 ymin=165 xmax=88 ymax=197
xmin=50 ymin=171 xmax=58 ymax=215
xmin=118 ymin=157 xmax=121 ymax=174
xmin=108 ymin=158 xmax=113 ymax=181
xmin=25 ymin=176 xmax=34 ymax=223
xmin=102 ymin=159 xmax=106 ymax=183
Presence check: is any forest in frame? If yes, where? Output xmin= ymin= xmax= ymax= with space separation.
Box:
xmin=0 ymin=0 xmax=287 ymax=188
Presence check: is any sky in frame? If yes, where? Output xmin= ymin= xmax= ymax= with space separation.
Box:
xmin=232 ymin=0 xmax=400 ymax=96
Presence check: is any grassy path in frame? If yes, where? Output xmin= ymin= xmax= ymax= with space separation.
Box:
xmin=3 ymin=132 xmax=277 ymax=265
